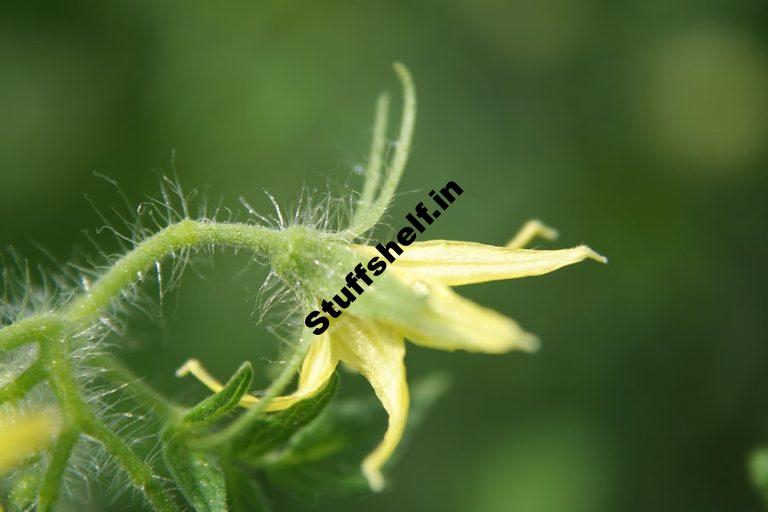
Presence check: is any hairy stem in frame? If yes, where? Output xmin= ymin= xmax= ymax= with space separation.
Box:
xmin=0 ymin=357 xmax=45 ymax=403
xmin=95 ymin=354 xmax=183 ymax=420
xmin=0 ymin=221 xmax=285 ymax=352
xmin=0 ymin=315 xmax=63 ymax=351
xmin=81 ymin=416 xmax=177 ymax=512
xmin=64 ymin=220 xmax=283 ymax=324
xmin=37 ymin=429 xmax=79 ymax=512
xmin=41 ymin=329 xmax=178 ymax=511
xmin=0 ymin=219 xmax=292 ymax=509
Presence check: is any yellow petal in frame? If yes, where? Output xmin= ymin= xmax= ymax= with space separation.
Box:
xmin=296 ymin=331 xmax=338 ymax=391
xmin=0 ymin=408 xmax=60 ymax=474
xmin=387 ymin=272 xmax=539 ymax=353
xmin=176 ymin=333 xmax=337 ymax=412
xmin=262 ymin=333 xmax=339 ymax=411
xmin=175 ymin=358 xmax=236 ymax=399
xmin=356 ymin=240 xmax=606 ymax=286
xmin=331 ymin=317 xmax=408 ymax=492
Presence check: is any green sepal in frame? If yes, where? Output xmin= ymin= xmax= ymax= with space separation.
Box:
xmin=162 ymin=428 xmax=227 ymax=512
xmin=264 ymin=373 xmax=449 ymax=494
xmin=225 ymin=465 xmax=272 ymax=512
xmin=232 ymin=373 xmax=338 ymax=463
xmin=184 ymin=362 xmax=253 ymax=425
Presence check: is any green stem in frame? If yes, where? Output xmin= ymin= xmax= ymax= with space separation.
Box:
xmin=64 ymin=220 xmax=283 ymax=324
xmin=94 ymin=354 xmax=183 ymax=420
xmin=0 ymin=218 xmax=304 ymax=509
xmin=32 ymin=329 xmax=79 ymax=512
xmin=0 ymin=357 xmax=45 ymax=404
xmin=42 ymin=330 xmax=178 ymax=511
xmin=37 ymin=428 xmax=79 ymax=512
xmin=81 ymin=416 xmax=177 ymax=512
xmin=0 ymin=315 xmax=63 ymax=351
xmin=0 ymin=221 xmax=284 ymax=352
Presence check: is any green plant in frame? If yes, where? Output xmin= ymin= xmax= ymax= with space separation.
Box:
xmin=0 ymin=64 xmax=604 ymax=511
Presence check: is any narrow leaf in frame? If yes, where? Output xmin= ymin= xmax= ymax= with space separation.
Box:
xmin=264 ymin=373 xmax=449 ymax=494
xmin=233 ymin=373 xmax=338 ymax=463
xmin=184 ymin=362 xmax=253 ymax=425
xmin=162 ymin=429 xmax=227 ymax=512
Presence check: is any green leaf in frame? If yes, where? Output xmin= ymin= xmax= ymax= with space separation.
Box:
xmin=162 ymin=429 xmax=227 ymax=512
xmin=184 ymin=362 xmax=253 ymax=425
xmin=232 ymin=373 xmax=338 ymax=463
xmin=264 ymin=372 xmax=450 ymax=495
xmin=225 ymin=465 xmax=272 ymax=512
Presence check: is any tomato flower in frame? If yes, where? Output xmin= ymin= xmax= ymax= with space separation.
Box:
xmin=178 ymin=63 xmax=605 ymax=491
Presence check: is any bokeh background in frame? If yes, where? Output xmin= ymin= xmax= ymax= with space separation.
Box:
xmin=2 ymin=1 xmax=768 ymax=511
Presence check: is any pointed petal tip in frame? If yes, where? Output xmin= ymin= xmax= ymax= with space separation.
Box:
xmin=519 ymin=333 xmax=541 ymax=353
xmin=174 ymin=358 xmax=198 ymax=378
xmin=581 ymin=245 xmax=608 ymax=264
xmin=363 ymin=463 xmax=386 ymax=492
xmin=488 ymin=326 xmax=540 ymax=354
xmin=534 ymin=219 xmax=559 ymax=240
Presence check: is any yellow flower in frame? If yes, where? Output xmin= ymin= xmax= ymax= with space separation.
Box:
xmin=177 ymin=64 xmax=606 ymax=491
xmin=179 ymin=219 xmax=605 ymax=490
xmin=0 ymin=408 xmax=61 ymax=475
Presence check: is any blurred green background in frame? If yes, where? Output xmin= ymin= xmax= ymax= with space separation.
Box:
xmin=2 ymin=1 xmax=767 ymax=511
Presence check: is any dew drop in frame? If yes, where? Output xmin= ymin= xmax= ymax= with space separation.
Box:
xmin=136 ymin=202 xmax=147 ymax=215
xmin=354 ymin=164 xmax=366 ymax=176
xmin=155 ymin=261 xmax=163 ymax=299
xmin=411 ymin=280 xmax=430 ymax=298
xmin=99 ymin=316 xmax=119 ymax=333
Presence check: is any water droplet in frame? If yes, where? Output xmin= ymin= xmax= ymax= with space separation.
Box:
xmin=136 ymin=202 xmax=146 ymax=215
xmin=411 ymin=280 xmax=430 ymax=297
xmin=99 ymin=316 xmax=119 ymax=333
xmin=354 ymin=164 xmax=366 ymax=176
